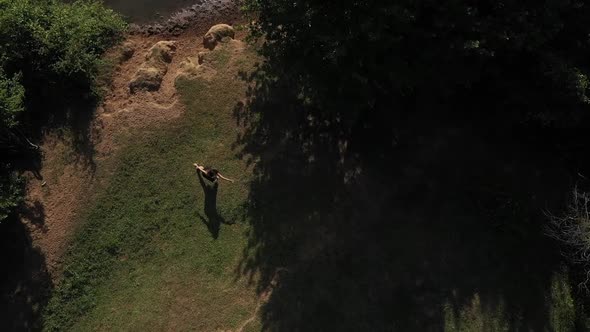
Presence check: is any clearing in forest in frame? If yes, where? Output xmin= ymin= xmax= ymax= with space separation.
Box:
xmin=41 ymin=27 xmax=265 ymax=331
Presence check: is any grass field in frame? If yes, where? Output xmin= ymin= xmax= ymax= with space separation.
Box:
xmin=42 ymin=42 xmax=262 ymax=331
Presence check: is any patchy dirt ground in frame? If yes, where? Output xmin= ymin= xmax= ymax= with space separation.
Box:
xmin=21 ymin=1 xmax=247 ymax=278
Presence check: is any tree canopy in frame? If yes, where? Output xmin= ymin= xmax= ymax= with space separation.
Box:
xmin=247 ymin=0 xmax=590 ymax=150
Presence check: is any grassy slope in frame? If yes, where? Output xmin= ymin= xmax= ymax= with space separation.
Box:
xmin=43 ymin=42 xmax=261 ymax=331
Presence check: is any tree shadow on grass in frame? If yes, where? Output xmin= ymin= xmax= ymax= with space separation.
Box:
xmin=233 ymin=65 xmax=576 ymax=330
xmin=19 ymin=200 xmax=47 ymax=233
xmin=26 ymin=87 xmax=99 ymax=173
xmin=0 ymin=212 xmax=52 ymax=331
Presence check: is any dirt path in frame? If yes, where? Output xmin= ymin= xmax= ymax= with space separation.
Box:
xmin=21 ymin=2 xmax=243 ymax=279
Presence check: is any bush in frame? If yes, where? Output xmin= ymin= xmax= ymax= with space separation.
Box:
xmin=42 ymin=1 xmax=127 ymax=85
xmin=0 ymin=0 xmax=126 ymax=223
xmin=0 ymin=71 xmax=24 ymax=130
xmin=0 ymin=165 xmax=24 ymax=222
xmin=547 ymin=190 xmax=590 ymax=291
xmin=0 ymin=71 xmax=25 ymax=223
xmin=0 ymin=0 xmax=126 ymax=88
xmin=245 ymin=0 xmax=590 ymax=161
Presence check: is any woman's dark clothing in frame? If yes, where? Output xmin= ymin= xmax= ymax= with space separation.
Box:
xmin=202 ymin=166 xmax=219 ymax=182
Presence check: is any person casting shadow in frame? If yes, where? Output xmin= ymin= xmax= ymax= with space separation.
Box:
xmin=194 ymin=162 xmax=236 ymax=238
xmin=196 ymin=169 xmax=226 ymax=239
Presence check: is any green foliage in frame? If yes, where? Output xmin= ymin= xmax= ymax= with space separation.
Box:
xmin=0 ymin=0 xmax=125 ymax=227
xmin=240 ymin=0 xmax=260 ymax=15
xmin=547 ymin=190 xmax=590 ymax=317
xmin=0 ymin=71 xmax=24 ymax=129
xmin=443 ymin=294 xmax=509 ymax=332
xmin=0 ymin=165 xmax=24 ymax=222
xmin=42 ymin=1 xmax=126 ymax=81
xmin=548 ymin=272 xmax=576 ymax=332
xmin=246 ymin=0 xmax=590 ymax=155
xmin=0 ymin=70 xmax=25 ymax=223
xmin=0 ymin=0 xmax=47 ymax=70
xmin=442 ymin=274 xmax=577 ymax=332
xmin=0 ymin=0 xmax=126 ymax=86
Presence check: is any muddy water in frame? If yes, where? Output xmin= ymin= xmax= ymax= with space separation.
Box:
xmin=103 ymin=0 xmax=197 ymax=23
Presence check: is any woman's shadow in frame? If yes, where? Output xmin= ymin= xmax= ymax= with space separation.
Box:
xmin=197 ymin=171 xmax=227 ymax=239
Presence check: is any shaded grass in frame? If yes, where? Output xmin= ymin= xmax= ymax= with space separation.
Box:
xmin=42 ymin=42 xmax=260 ymax=331
xmin=235 ymin=39 xmax=589 ymax=330
xmin=443 ymin=272 xmax=580 ymax=332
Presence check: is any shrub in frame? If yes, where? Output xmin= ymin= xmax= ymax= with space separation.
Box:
xmin=0 ymin=71 xmax=25 ymax=223
xmin=0 ymin=71 xmax=24 ymax=130
xmin=42 ymin=1 xmax=127 ymax=84
xmin=0 ymin=165 xmax=24 ymax=222
xmin=547 ymin=190 xmax=590 ymax=290
xmin=0 ymin=0 xmax=126 ymax=223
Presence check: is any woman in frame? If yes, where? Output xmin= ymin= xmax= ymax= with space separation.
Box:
xmin=193 ymin=162 xmax=234 ymax=183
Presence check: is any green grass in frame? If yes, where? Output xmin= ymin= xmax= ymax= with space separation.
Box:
xmin=42 ymin=42 xmax=261 ymax=331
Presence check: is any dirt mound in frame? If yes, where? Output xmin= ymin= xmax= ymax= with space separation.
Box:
xmin=176 ymin=36 xmax=245 ymax=82
xmin=129 ymin=41 xmax=177 ymax=93
xmin=201 ymin=39 xmax=246 ymax=65
xmin=120 ymin=42 xmax=135 ymax=61
xmin=203 ymin=23 xmax=235 ymax=49
xmin=176 ymin=56 xmax=216 ymax=81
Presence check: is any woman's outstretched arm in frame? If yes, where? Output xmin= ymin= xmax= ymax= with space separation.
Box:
xmin=217 ymin=173 xmax=235 ymax=183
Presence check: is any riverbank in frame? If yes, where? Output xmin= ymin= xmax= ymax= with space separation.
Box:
xmin=127 ymin=0 xmax=241 ymax=36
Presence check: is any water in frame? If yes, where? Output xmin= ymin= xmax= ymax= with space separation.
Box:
xmin=103 ymin=0 xmax=198 ymax=23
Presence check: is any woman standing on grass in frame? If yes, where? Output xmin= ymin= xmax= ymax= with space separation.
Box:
xmin=193 ymin=162 xmax=234 ymax=183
